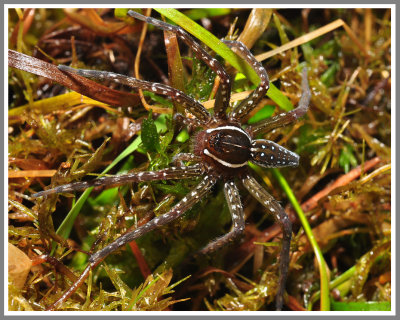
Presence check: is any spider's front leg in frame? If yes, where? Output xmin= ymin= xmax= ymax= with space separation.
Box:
xmin=173 ymin=112 xmax=204 ymax=129
xmin=241 ymin=175 xmax=292 ymax=311
xmin=223 ymin=40 xmax=270 ymax=123
xmin=58 ymin=65 xmax=211 ymax=123
xmin=249 ymin=68 xmax=311 ymax=136
xmin=128 ymin=10 xmax=231 ymax=120
xmin=46 ymin=175 xmax=218 ymax=310
xmin=199 ymin=180 xmax=245 ymax=254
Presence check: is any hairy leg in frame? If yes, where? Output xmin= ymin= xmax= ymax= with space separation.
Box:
xmin=241 ymin=175 xmax=292 ymax=311
xmin=128 ymin=11 xmax=231 ymax=119
xmin=58 ymin=65 xmax=211 ymax=123
xmin=248 ymin=68 xmax=311 ymax=136
xmin=223 ymin=40 xmax=270 ymax=123
xmin=32 ymin=164 xmax=204 ymax=197
xmin=199 ymin=180 xmax=245 ymax=254
xmin=46 ymin=175 xmax=217 ymax=310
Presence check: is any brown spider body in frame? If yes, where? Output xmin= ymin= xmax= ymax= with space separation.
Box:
xmin=32 ymin=10 xmax=311 ymax=311
xmin=194 ymin=124 xmax=300 ymax=179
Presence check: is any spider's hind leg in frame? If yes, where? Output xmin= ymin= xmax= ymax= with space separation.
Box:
xmin=241 ymin=175 xmax=292 ymax=311
xmin=223 ymin=40 xmax=270 ymax=123
xmin=46 ymin=174 xmax=217 ymax=310
xmin=199 ymin=180 xmax=245 ymax=255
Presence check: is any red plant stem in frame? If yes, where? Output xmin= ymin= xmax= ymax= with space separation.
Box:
xmin=128 ymin=241 xmax=152 ymax=279
xmin=301 ymin=157 xmax=381 ymax=213
xmin=287 ymin=295 xmax=307 ymax=311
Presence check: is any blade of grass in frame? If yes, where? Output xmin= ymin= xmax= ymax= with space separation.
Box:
xmin=183 ymin=8 xmax=231 ymax=20
xmin=127 ymin=274 xmax=161 ymax=310
xmin=8 ymin=91 xmax=114 ymax=117
xmin=8 ymin=169 xmax=57 ymax=178
xmin=154 ymin=8 xmax=293 ymax=111
xmin=331 ymin=301 xmax=391 ymax=311
xmin=308 ymin=265 xmax=355 ymax=310
xmin=164 ymin=29 xmax=186 ymax=114
xmin=271 ymin=168 xmax=330 ymax=311
xmin=8 ymin=49 xmax=140 ymax=107
xmin=56 ymin=136 xmax=142 ymax=239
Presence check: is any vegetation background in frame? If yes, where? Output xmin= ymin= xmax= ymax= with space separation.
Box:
xmin=8 ymin=8 xmax=391 ymax=311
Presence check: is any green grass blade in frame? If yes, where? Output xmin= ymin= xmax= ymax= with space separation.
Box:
xmin=56 ymin=136 xmax=142 ymax=239
xmin=271 ymin=168 xmax=331 ymax=311
xmin=308 ymin=266 xmax=356 ymax=309
xmin=331 ymin=301 xmax=391 ymax=311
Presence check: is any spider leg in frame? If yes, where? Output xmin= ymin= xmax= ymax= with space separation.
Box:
xmin=173 ymin=113 xmax=204 ymax=128
xmin=128 ymin=10 xmax=231 ymax=120
xmin=199 ymin=180 xmax=245 ymax=254
xmin=248 ymin=68 xmax=311 ymax=136
xmin=58 ymin=65 xmax=211 ymax=123
xmin=241 ymin=175 xmax=292 ymax=311
xmin=32 ymin=164 xmax=204 ymax=197
xmin=46 ymin=175 xmax=217 ymax=310
xmin=172 ymin=153 xmax=202 ymax=166
xmin=222 ymin=40 xmax=270 ymax=123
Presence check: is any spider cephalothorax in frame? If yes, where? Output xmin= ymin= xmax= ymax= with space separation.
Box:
xmin=33 ymin=10 xmax=311 ymax=311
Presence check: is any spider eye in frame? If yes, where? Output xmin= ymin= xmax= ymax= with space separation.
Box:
xmin=250 ymin=140 xmax=299 ymax=168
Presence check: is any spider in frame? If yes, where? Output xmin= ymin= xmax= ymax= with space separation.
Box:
xmin=32 ymin=10 xmax=311 ymax=311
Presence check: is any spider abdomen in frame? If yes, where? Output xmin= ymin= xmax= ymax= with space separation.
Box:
xmin=250 ymin=139 xmax=300 ymax=168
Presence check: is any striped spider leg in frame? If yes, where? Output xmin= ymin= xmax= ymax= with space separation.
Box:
xmin=241 ymin=175 xmax=292 ymax=311
xmin=58 ymin=65 xmax=211 ymax=123
xmin=199 ymin=180 xmax=245 ymax=254
xmin=32 ymin=164 xmax=204 ymax=197
xmin=222 ymin=40 xmax=270 ymax=122
xmin=248 ymin=67 xmax=311 ymax=135
xmin=127 ymin=10 xmax=231 ymax=120
xmin=44 ymin=174 xmax=217 ymax=311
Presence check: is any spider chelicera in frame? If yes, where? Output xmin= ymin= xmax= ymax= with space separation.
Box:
xmin=32 ymin=10 xmax=311 ymax=311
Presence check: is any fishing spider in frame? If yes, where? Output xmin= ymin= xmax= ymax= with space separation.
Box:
xmin=33 ymin=10 xmax=311 ymax=310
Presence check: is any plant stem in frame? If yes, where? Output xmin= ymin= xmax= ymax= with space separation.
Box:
xmin=271 ymin=168 xmax=331 ymax=311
